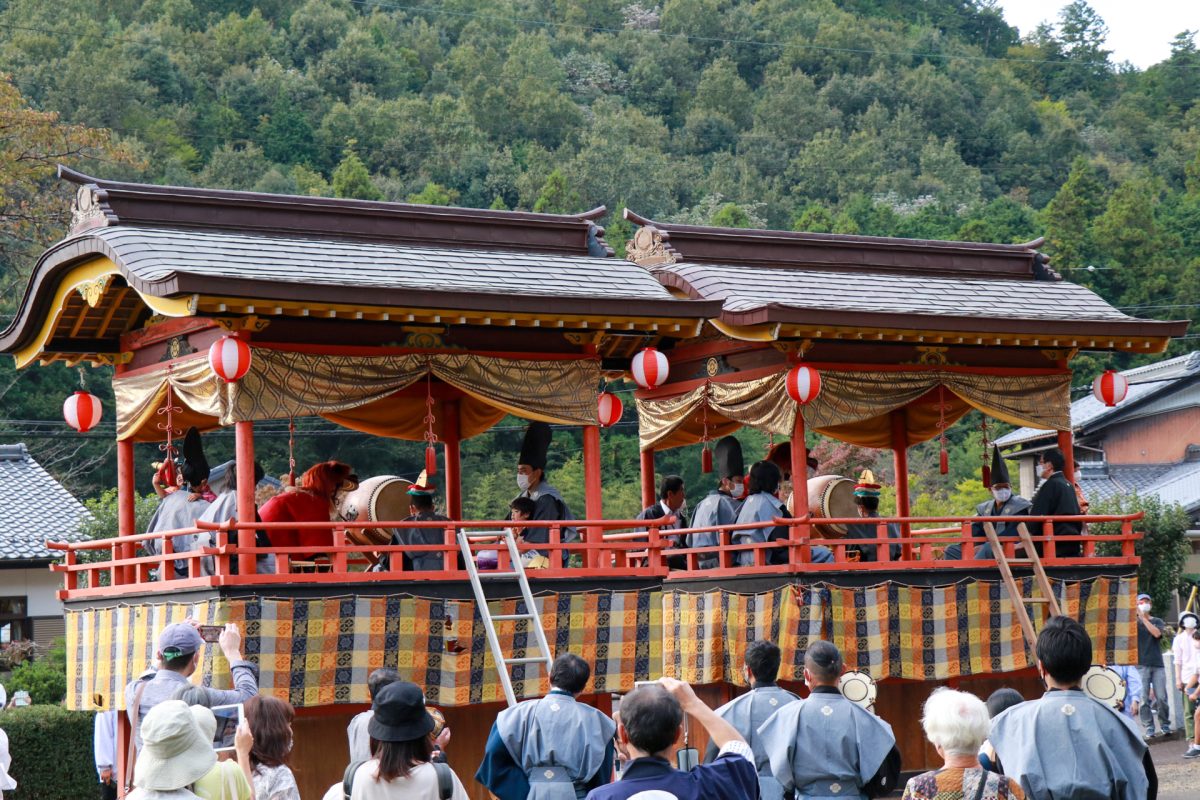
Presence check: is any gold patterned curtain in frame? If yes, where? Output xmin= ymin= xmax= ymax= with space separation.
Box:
xmin=114 ymin=349 xmax=599 ymax=441
xmin=637 ymin=369 xmax=1070 ymax=450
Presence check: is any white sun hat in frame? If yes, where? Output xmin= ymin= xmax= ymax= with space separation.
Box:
xmin=133 ymin=700 xmax=216 ymax=791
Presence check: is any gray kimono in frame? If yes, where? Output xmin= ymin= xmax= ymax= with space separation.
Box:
xmin=990 ymin=689 xmax=1152 ymax=800
xmin=687 ymin=490 xmax=741 ymax=568
xmin=144 ymin=489 xmax=211 ymax=578
xmin=708 ymin=685 xmax=800 ymax=800
xmin=758 ymin=688 xmax=896 ymax=800
xmin=493 ymin=692 xmax=616 ymax=799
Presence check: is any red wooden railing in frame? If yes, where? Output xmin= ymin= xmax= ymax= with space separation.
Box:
xmin=47 ymin=513 xmax=1144 ymax=600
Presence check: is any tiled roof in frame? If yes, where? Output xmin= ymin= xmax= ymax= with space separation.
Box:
xmin=662 ymin=262 xmax=1135 ymax=323
xmin=0 ymin=444 xmax=90 ymax=560
xmin=93 ymin=226 xmax=685 ymax=304
xmin=995 ymin=352 xmax=1200 ymax=448
xmin=1078 ymin=461 xmax=1200 ymax=513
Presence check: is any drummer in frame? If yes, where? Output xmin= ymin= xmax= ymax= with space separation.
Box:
xmin=765 ymin=442 xmax=818 ymax=513
xmin=844 ymin=470 xmax=902 ymax=562
xmin=389 ymin=471 xmax=451 ymax=571
xmin=732 ymin=461 xmax=834 ymax=567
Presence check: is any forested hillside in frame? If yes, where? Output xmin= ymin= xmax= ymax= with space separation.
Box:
xmin=0 ymin=0 xmax=1196 ymax=517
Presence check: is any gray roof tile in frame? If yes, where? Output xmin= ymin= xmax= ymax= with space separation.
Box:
xmin=94 ymin=227 xmax=676 ymax=302
xmin=0 ymin=444 xmax=90 ymax=560
xmin=662 ymin=262 xmax=1136 ymax=321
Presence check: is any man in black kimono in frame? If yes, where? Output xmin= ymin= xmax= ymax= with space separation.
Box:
xmin=1029 ymin=447 xmax=1082 ymax=558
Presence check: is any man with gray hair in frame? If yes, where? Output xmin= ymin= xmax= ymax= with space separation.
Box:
xmin=757 ymin=641 xmax=900 ymax=800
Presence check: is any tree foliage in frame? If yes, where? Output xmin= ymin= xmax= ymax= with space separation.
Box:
xmin=1091 ymin=494 xmax=1191 ymax=613
xmin=0 ymin=1 xmax=1195 ymax=516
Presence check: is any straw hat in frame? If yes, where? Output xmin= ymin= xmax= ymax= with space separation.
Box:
xmin=133 ymin=700 xmax=216 ymax=791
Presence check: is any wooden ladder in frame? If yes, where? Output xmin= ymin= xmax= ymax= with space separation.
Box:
xmin=982 ymin=521 xmax=1062 ymax=653
xmin=458 ymin=528 xmax=554 ymax=708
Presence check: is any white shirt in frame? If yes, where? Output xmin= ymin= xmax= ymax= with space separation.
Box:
xmin=321 ymin=761 xmax=469 ymax=800
xmin=1175 ymin=633 xmax=1200 ymax=682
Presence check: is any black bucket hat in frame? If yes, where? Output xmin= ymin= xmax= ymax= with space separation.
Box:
xmin=368 ymin=681 xmax=435 ymax=743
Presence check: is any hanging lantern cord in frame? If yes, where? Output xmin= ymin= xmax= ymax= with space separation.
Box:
xmin=76 ymin=366 xmax=87 ymax=390
xmin=423 ymin=370 xmax=439 ymax=474
xmin=287 ymin=417 xmax=297 ymax=487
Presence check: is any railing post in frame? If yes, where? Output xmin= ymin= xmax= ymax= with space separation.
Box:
xmin=444 ymin=526 xmax=457 ymax=572
xmin=550 ymin=524 xmax=562 ymax=568
xmin=331 ymin=527 xmax=348 ymax=573
xmin=116 ymin=438 xmax=136 ymax=586
xmin=1122 ymin=520 xmax=1136 ymax=558
xmin=1043 ymin=519 xmax=1055 ymax=563
xmin=648 ymin=526 xmax=662 ymax=572
xmin=64 ymin=549 xmax=78 ymax=592
xmin=961 ymin=522 xmax=974 ymax=561
xmin=877 ymin=522 xmax=891 ymax=562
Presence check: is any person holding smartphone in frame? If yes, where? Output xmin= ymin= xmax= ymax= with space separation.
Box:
xmin=125 ymin=621 xmax=259 ymax=752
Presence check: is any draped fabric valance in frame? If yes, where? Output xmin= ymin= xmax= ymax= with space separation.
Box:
xmin=114 ymin=348 xmax=600 ymax=441
xmin=637 ymin=368 xmax=1070 ymax=450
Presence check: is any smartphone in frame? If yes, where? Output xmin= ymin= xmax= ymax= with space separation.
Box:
xmin=634 ymin=680 xmax=659 ymax=689
xmin=199 ymin=625 xmax=223 ymax=643
xmin=210 ymin=703 xmax=245 ymax=753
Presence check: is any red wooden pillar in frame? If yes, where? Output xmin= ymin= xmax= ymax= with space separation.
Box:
xmin=116 ymin=438 xmax=136 ymax=585
xmin=640 ymin=448 xmax=656 ymax=510
xmin=583 ymin=424 xmax=603 ymax=568
xmin=235 ymin=421 xmax=257 ymax=576
xmin=1057 ymin=429 xmax=1075 ymax=479
xmin=789 ymin=412 xmax=811 ymax=567
xmin=443 ymin=400 xmax=462 ymax=519
xmin=891 ymin=410 xmax=912 ymax=554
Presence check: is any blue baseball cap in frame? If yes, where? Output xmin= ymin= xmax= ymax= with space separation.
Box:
xmin=157 ymin=623 xmax=204 ymax=660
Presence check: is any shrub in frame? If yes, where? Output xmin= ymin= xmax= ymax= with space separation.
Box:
xmin=6 ymin=639 xmax=67 ymax=705
xmin=1091 ymin=492 xmax=1191 ymax=613
xmin=2 ymin=705 xmax=97 ymax=800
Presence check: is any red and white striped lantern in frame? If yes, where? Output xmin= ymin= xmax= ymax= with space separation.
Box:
xmin=63 ymin=391 xmax=103 ymax=433
xmin=597 ymin=392 xmax=623 ymax=427
xmin=785 ymin=365 xmax=822 ymax=405
xmin=631 ymin=347 xmax=669 ymax=389
xmin=1092 ymin=369 xmax=1128 ymax=407
xmin=208 ymin=336 xmax=252 ymax=382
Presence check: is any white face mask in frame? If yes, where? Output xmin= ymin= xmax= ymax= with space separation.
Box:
xmin=992 ymin=488 xmax=1012 ymax=503
xmin=1184 ymin=618 xmax=1197 ymax=629
xmin=1138 ymin=603 xmax=1152 ymax=614
xmin=516 ymin=473 xmax=531 ymax=493
xmin=730 ymin=481 xmax=744 ymax=497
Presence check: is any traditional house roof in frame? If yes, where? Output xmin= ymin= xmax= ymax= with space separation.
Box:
xmin=0 ymin=444 xmax=90 ymax=562
xmin=1076 ymin=460 xmax=1200 ymax=515
xmin=623 ymin=210 xmax=1188 ymax=350
xmin=996 ymin=351 xmax=1200 ymax=448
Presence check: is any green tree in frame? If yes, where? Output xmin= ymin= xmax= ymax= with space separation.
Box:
xmin=1091 ymin=494 xmax=1190 ymax=613
xmin=331 ymin=146 xmax=382 ymax=200
xmin=1041 ymin=156 xmax=1108 ymax=269
xmin=407 ymin=182 xmax=458 ymax=206
xmin=532 ymin=169 xmax=580 ymax=214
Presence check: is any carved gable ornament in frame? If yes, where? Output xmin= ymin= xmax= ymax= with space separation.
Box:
xmin=625 ymin=225 xmax=678 ymax=267
xmin=70 ymin=186 xmax=108 ymax=233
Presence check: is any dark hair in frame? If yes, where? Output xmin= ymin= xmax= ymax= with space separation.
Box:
xmin=986 ymin=688 xmax=1025 ymax=718
xmin=748 ymin=460 xmax=781 ymax=496
xmin=1035 ymin=615 xmax=1092 ymax=685
xmin=226 ymin=462 xmax=266 ymax=492
xmin=745 ymin=640 xmax=782 ymax=684
xmin=162 ymin=652 xmax=195 ymax=672
xmin=410 ymin=493 xmax=435 ymax=511
xmin=510 ymin=496 xmax=536 ymax=517
xmin=373 ymin=736 xmax=433 ymax=782
xmin=550 ymin=653 xmax=590 ymax=694
xmin=659 ymin=475 xmax=684 ymax=499
xmin=854 ymin=496 xmax=880 ymax=512
xmin=245 ymin=695 xmax=295 ymax=769
xmin=1040 ymin=448 xmax=1066 ymax=472
xmin=804 ymin=641 xmax=843 ymax=684
xmin=619 ymin=685 xmax=682 ymax=755
xmin=368 ymin=668 xmax=402 ymax=701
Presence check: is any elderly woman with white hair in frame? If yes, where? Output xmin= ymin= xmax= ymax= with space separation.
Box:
xmin=902 ymin=688 xmax=1025 ymax=800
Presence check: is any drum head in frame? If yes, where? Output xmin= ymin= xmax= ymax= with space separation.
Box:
xmin=838 ymin=671 xmax=877 ymax=709
xmin=809 ymin=476 xmax=856 ymax=538
xmin=1083 ymin=665 xmax=1126 ymax=709
xmin=337 ymin=475 xmax=412 ymax=547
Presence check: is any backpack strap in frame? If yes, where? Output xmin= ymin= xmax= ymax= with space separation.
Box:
xmin=433 ymin=761 xmax=454 ymax=800
xmin=342 ymin=760 xmax=367 ymax=800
